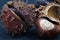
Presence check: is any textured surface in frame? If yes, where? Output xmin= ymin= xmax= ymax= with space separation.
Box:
xmin=0 ymin=0 xmax=60 ymax=40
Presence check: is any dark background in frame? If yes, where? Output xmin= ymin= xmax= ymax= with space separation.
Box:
xmin=0 ymin=0 xmax=60 ymax=40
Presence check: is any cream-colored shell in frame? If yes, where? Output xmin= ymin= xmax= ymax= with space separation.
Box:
xmin=41 ymin=3 xmax=60 ymax=22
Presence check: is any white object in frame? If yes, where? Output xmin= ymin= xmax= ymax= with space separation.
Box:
xmin=40 ymin=19 xmax=54 ymax=30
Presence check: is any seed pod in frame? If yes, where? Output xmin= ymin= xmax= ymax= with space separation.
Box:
xmin=1 ymin=1 xmax=34 ymax=36
xmin=2 ymin=5 xmax=25 ymax=36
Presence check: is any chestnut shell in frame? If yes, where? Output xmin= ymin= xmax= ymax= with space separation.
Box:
xmin=2 ymin=7 xmax=26 ymax=35
xmin=1 ymin=1 xmax=34 ymax=36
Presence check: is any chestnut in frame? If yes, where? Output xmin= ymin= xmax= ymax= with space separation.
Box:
xmin=35 ymin=17 xmax=60 ymax=38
